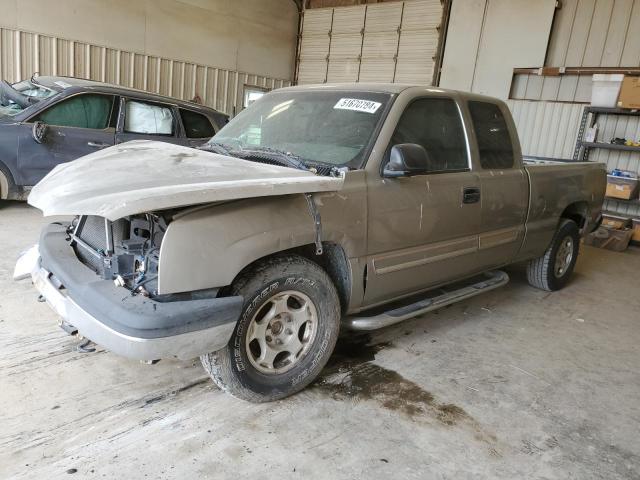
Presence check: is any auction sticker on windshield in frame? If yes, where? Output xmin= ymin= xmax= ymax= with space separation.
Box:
xmin=334 ymin=98 xmax=381 ymax=114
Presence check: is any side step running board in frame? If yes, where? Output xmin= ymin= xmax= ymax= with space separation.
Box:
xmin=344 ymin=270 xmax=509 ymax=331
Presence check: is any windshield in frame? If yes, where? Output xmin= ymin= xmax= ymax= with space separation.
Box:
xmin=210 ymin=90 xmax=391 ymax=168
xmin=12 ymin=79 xmax=57 ymax=99
xmin=0 ymin=79 xmax=57 ymax=117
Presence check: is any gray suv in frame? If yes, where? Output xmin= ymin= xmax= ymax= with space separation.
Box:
xmin=0 ymin=76 xmax=228 ymax=200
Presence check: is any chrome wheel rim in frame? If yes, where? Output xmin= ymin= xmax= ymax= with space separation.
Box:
xmin=245 ymin=290 xmax=318 ymax=375
xmin=554 ymin=236 xmax=574 ymax=278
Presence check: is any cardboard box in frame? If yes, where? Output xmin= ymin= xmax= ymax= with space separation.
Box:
xmin=606 ymin=174 xmax=639 ymax=200
xmin=617 ymin=76 xmax=640 ymax=109
xmin=601 ymin=213 xmax=631 ymax=230
xmin=584 ymin=226 xmax=633 ymax=252
xmin=632 ymin=218 xmax=640 ymax=243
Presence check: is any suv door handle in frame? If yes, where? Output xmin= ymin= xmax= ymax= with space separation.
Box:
xmin=462 ymin=187 xmax=481 ymax=204
xmin=87 ymin=141 xmax=110 ymax=149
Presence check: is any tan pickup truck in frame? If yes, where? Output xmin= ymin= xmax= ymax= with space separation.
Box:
xmin=15 ymin=84 xmax=606 ymax=402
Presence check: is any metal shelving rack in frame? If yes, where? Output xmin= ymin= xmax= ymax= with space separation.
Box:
xmin=573 ymin=106 xmax=640 ymax=216
xmin=573 ymin=107 xmax=640 ymax=161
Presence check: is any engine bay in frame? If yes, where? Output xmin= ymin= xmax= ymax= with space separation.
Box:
xmin=68 ymin=214 xmax=167 ymax=297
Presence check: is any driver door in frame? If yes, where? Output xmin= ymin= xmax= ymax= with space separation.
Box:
xmin=363 ymin=97 xmax=481 ymax=306
xmin=18 ymin=93 xmax=117 ymax=185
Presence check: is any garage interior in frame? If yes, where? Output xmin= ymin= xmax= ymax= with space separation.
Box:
xmin=1 ymin=0 xmax=640 ymax=479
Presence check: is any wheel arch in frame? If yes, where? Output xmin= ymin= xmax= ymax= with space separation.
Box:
xmin=0 ymin=161 xmax=14 ymax=200
xmin=559 ymin=201 xmax=589 ymax=231
xmin=223 ymin=242 xmax=352 ymax=315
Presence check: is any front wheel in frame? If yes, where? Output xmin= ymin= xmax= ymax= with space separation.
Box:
xmin=527 ymin=219 xmax=580 ymax=291
xmin=201 ymin=254 xmax=341 ymax=402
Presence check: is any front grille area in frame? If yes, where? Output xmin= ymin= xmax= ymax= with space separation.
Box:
xmin=74 ymin=216 xmax=128 ymax=275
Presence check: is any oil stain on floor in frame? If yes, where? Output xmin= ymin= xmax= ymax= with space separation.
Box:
xmin=314 ymin=334 xmax=499 ymax=452
xmin=314 ymin=335 xmax=466 ymax=424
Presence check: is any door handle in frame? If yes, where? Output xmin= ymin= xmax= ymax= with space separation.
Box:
xmin=87 ymin=141 xmax=110 ymax=149
xmin=462 ymin=187 xmax=481 ymax=204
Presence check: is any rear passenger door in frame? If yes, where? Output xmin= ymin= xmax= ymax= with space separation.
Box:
xmin=115 ymin=98 xmax=184 ymax=146
xmin=179 ymin=108 xmax=217 ymax=147
xmin=468 ymin=100 xmax=528 ymax=268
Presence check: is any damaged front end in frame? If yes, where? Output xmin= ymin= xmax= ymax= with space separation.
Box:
xmin=69 ymin=214 xmax=166 ymax=298
xmin=14 ymin=213 xmax=244 ymax=361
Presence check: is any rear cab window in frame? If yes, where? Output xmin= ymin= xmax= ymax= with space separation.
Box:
xmin=468 ymin=101 xmax=514 ymax=169
xmin=124 ymin=100 xmax=175 ymax=136
xmin=179 ymin=109 xmax=215 ymax=139
xmin=33 ymin=93 xmax=117 ymax=130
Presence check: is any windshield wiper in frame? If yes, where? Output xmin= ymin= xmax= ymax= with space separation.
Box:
xmin=237 ymin=146 xmax=310 ymax=172
xmin=198 ymin=142 xmax=232 ymax=155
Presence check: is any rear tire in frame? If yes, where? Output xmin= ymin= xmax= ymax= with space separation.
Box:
xmin=0 ymin=163 xmax=15 ymax=200
xmin=201 ymin=254 xmax=341 ymax=402
xmin=527 ymin=219 xmax=580 ymax=291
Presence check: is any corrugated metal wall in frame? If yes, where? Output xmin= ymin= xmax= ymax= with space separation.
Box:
xmin=0 ymin=27 xmax=291 ymax=117
xmin=510 ymin=73 xmax=594 ymax=103
xmin=546 ymin=0 xmax=640 ymax=68
xmin=296 ymin=0 xmax=443 ymax=85
xmin=507 ymin=99 xmax=584 ymax=161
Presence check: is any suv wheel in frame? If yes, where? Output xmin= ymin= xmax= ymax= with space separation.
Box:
xmin=201 ymin=254 xmax=340 ymax=402
xmin=527 ymin=219 xmax=580 ymax=291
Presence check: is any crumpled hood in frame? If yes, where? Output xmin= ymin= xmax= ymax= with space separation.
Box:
xmin=28 ymin=140 xmax=344 ymax=220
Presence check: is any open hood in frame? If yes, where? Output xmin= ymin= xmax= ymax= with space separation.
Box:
xmin=28 ymin=140 xmax=345 ymax=220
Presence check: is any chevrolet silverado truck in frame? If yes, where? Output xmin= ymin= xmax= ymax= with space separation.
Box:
xmin=14 ymin=84 xmax=606 ymax=402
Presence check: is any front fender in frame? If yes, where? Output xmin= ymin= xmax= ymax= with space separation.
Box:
xmin=157 ymin=193 xmax=361 ymax=295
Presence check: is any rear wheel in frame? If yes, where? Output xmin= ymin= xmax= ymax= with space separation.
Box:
xmin=0 ymin=163 xmax=15 ymax=200
xmin=527 ymin=219 xmax=580 ymax=291
xmin=201 ymin=254 xmax=341 ymax=402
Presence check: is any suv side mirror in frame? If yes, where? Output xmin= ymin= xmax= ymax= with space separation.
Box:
xmin=382 ymin=143 xmax=431 ymax=178
xmin=32 ymin=121 xmax=48 ymax=144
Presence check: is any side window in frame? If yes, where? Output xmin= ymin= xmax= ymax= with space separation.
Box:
xmin=390 ymin=98 xmax=468 ymax=173
xmin=180 ymin=109 xmax=215 ymax=138
xmin=35 ymin=94 xmax=115 ymax=129
xmin=468 ymin=101 xmax=514 ymax=169
xmin=124 ymin=100 xmax=174 ymax=135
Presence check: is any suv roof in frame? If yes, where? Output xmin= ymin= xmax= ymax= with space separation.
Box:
xmin=32 ymin=75 xmax=222 ymax=113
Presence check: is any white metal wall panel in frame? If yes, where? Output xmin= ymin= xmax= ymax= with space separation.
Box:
xmin=438 ymin=0 xmax=485 ymax=92
xmin=511 ymin=73 xmax=607 ymax=103
xmin=507 ymin=100 xmax=584 ymax=161
xmin=546 ymin=0 xmax=640 ymax=67
xmin=0 ymin=26 xmax=291 ymax=117
xmin=440 ymin=0 xmax=555 ymax=98
xmin=297 ymin=1 xmax=443 ymax=85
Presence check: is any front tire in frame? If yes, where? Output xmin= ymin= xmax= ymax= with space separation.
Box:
xmin=201 ymin=254 xmax=341 ymax=402
xmin=527 ymin=219 xmax=580 ymax=291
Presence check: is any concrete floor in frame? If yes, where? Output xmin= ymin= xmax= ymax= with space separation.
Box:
xmin=1 ymin=200 xmax=639 ymax=480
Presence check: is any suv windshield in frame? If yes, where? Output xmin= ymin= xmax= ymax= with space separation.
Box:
xmin=0 ymin=79 xmax=57 ymax=117
xmin=210 ymin=90 xmax=391 ymax=168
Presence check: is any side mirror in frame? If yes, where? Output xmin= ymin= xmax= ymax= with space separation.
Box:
xmin=382 ymin=143 xmax=431 ymax=178
xmin=32 ymin=121 xmax=48 ymax=144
